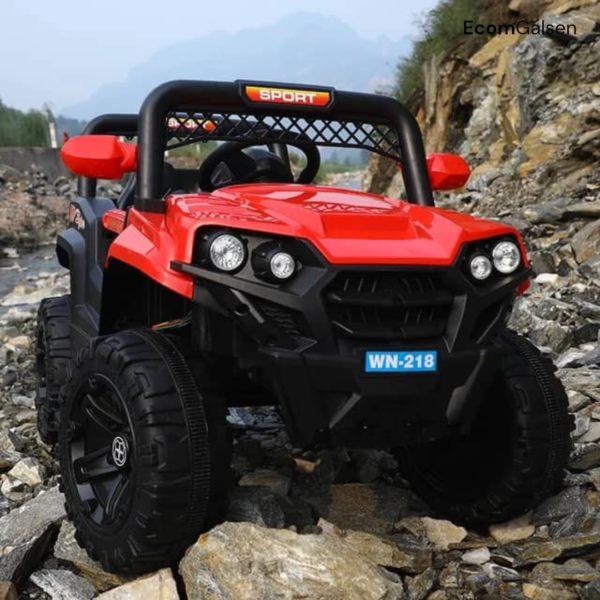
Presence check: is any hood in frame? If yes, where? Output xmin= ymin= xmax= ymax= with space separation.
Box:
xmin=167 ymin=184 xmax=524 ymax=266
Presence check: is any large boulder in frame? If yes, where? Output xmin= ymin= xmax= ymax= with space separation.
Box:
xmin=96 ymin=569 xmax=179 ymax=600
xmin=0 ymin=487 xmax=65 ymax=585
xmin=179 ymin=522 xmax=405 ymax=600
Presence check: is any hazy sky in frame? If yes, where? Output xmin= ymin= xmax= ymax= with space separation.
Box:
xmin=2 ymin=0 xmax=438 ymax=112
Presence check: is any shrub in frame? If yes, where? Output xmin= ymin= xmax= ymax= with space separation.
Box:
xmin=0 ymin=100 xmax=50 ymax=147
xmin=394 ymin=0 xmax=488 ymax=103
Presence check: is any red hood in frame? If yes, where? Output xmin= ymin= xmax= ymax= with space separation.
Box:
xmin=165 ymin=184 xmax=526 ymax=266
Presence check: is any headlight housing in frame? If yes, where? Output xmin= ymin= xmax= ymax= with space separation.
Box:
xmin=208 ymin=233 xmax=247 ymax=272
xmin=492 ymin=241 xmax=521 ymax=274
xmin=470 ymin=254 xmax=493 ymax=281
xmin=252 ymin=242 xmax=298 ymax=283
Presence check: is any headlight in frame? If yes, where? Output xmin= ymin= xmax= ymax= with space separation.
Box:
xmin=270 ymin=251 xmax=296 ymax=280
xmin=252 ymin=242 xmax=298 ymax=283
xmin=470 ymin=254 xmax=493 ymax=280
xmin=492 ymin=241 xmax=521 ymax=274
xmin=209 ymin=233 xmax=247 ymax=272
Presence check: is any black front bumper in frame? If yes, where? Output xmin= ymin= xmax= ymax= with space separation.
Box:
xmin=172 ymin=235 xmax=530 ymax=448
xmin=255 ymin=343 xmax=499 ymax=447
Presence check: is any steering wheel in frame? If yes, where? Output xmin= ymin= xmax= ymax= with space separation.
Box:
xmin=198 ymin=141 xmax=320 ymax=192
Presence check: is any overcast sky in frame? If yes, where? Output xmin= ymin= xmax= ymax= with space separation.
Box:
xmin=1 ymin=0 xmax=439 ymax=112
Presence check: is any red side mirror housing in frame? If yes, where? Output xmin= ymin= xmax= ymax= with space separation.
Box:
xmin=426 ymin=153 xmax=470 ymax=191
xmin=61 ymin=135 xmax=137 ymax=180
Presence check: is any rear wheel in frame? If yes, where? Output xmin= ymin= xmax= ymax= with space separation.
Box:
xmin=58 ymin=329 xmax=230 ymax=573
xmin=36 ymin=296 xmax=73 ymax=445
xmin=395 ymin=330 xmax=573 ymax=525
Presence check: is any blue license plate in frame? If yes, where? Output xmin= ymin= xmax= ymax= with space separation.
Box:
xmin=364 ymin=350 xmax=438 ymax=373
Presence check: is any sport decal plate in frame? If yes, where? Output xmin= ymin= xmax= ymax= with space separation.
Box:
xmin=364 ymin=351 xmax=438 ymax=373
xmin=245 ymin=85 xmax=332 ymax=107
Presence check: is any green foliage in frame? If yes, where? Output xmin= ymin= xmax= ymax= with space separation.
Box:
xmin=168 ymin=141 xmax=218 ymax=163
xmin=0 ymin=99 xmax=50 ymax=147
xmin=394 ymin=0 xmax=487 ymax=102
xmin=55 ymin=115 xmax=87 ymax=140
xmin=314 ymin=160 xmax=363 ymax=184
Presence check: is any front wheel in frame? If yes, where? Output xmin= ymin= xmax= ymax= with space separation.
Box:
xmin=58 ymin=330 xmax=228 ymax=574
xmin=395 ymin=330 xmax=573 ymax=525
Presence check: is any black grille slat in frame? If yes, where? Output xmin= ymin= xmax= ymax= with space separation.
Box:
xmin=253 ymin=298 xmax=303 ymax=338
xmin=324 ymin=272 xmax=453 ymax=342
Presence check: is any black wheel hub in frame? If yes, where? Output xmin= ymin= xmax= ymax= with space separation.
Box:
xmin=67 ymin=375 xmax=134 ymax=528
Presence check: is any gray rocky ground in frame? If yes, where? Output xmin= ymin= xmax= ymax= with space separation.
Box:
xmin=0 ymin=163 xmax=598 ymax=599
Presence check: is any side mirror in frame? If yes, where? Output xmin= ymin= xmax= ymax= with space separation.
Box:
xmin=61 ymin=135 xmax=137 ymax=180
xmin=426 ymin=153 xmax=470 ymax=191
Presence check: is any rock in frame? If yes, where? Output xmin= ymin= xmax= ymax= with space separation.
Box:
xmin=0 ymin=487 xmax=65 ymax=584
xmin=54 ymin=521 xmax=130 ymax=591
xmin=573 ymin=414 xmax=592 ymax=438
xmin=489 ymin=513 xmax=535 ymax=544
xmin=238 ymin=470 xmax=291 ymax=496
xmin=30 ymin=569 xmax=96 ymax=600
xmin=350 ymin=450 xmax=397 ymax=483
xmin=96 ymin=569 xmax=179 ymax=600
xmin=298 ymin=483 xmax=409 ymax=535
xmin=8 ymin=335 xmax=30 ymax=349
xmin=535 ymin=273 xmax=561 ymax=285
xmin=438 ymin=562 xmax=462 ymax=589
xmin=226 ymin=486 xmax=285 ymax=528
xmin=536 ymin=558 xmax=600 ymax=583
xmin=461 ymin=547 xmax=491 ymax=565
xmin=563 ymin=201 xmax=600 ymax=219
xmin=483 ymin=563 xmax=522 ymax=582
xmin=580 ymin=255 xmax=600 ymax=279
xmin=590 ymin=468 xmax=600 ymax=492
xmin=571 ymin=220 xmax=600 ymax=264
xmin=275 ymin=496 xmax=316 ymax=530
xmin=179 ymin=522 xmax=405 ymax=600
xmin=405 ymin=568 xmax=437 ymax=600
xmin=419 ymin=517 xmax=467 ymax=551
xmin=230 ymin=441 xmax=265 ymax=476
xmin=516 ymin=534 xmax=600 ymax=566
xmin=522 ymin=582 xmax=578 ymax=600
xmin=0 ymin=475 xmax=28 ymax=502
xmin=568 ymin=391 xmax=591 ymax=412
xmin=570 ymin=444 xmax=600 ymax=470
xmin=342 ymin=529 xmax=432 ymax=574
xmin=0 ymin=431 xmax=22 ymax=454
xmin=534 ymin=487 xmax=589 ymax=525
xmin=7 ymin=458 xmax=45 ymax=487
xmin=530 ymin=320 xmax=573 ymax=354
xmin=0 ymin=451 xmax=24 ymax=472
xmin=580 ymin=423 xmax=600 ymax=443
xmin=0 ymin=582 xmax=17 ymax=600
xmin=581 ymin=579 xmax=600 ymax=600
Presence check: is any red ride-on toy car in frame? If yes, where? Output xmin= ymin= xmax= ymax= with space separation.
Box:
xmin=35 ymin=80 xmax=572 ymax=573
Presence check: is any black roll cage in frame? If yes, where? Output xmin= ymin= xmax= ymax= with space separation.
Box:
xmin=77 ymin=80 xmax=434 ymax=211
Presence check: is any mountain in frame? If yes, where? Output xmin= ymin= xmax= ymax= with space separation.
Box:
xmin=61 ymin=13 xmax=411 ymax=120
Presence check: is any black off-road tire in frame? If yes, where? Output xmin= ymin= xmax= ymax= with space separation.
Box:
xmin=58 ymin=329 xmax=230 ymax=574
xmin=35 ymin=296 xmax=73 ymax=446
xmin=395 ymin=330 xmax=574 ymax=526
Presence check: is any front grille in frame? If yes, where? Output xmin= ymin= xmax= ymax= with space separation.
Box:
xmin=324 ymin=272 xmax=453 ymax=341
xmin=253 ymin=298 xmax=303 ymax=337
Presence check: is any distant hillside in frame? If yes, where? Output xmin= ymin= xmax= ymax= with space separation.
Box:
xmin=62 ymin=13 xmax=411 ymax=120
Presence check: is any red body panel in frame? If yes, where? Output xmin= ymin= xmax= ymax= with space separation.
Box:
xmin=105 ymin=184 xmax=529 ymax=296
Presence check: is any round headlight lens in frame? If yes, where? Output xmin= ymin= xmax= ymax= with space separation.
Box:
xmin=492 ymin=241 xmax=521 ymax=274
xmin=209 ymin=234 xmax=246 ymax=272
xmin=270 ymin=251 xmax=296 ymax=280
xmin=470 ymin=254 xmax=493 ymax=280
